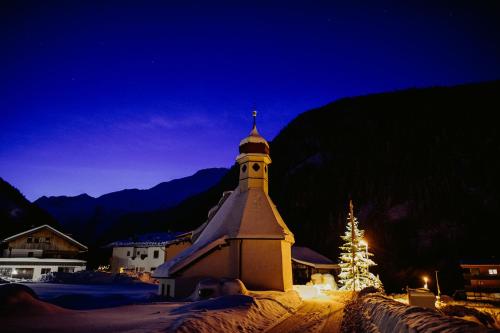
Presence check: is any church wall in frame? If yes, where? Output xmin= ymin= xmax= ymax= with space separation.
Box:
xmin=240 ymin=239 xmax=291 ymax=291
xmin=165 ymin=241 xmax=191 ymax=262
xmin=180 ymin=245 xmax=233 ymax=278
xmin=173 ymin=244 xmax=235 ymax=297
xmin=280 ymin=240 xmax=293 ymax=291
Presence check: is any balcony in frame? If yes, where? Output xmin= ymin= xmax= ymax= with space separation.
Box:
xmin=463 ymin=273 xmax=500 ymax=281
xmin=464 ymin=286 xmax=500 ymax=293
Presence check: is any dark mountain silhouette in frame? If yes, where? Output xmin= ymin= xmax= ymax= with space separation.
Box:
xmin=113 ymin=81 xmax=500 ymax=293
xmin=34 ymin=168 xmax=228 ymax=243
xmin=0 ymin=178 xmax=58 ymax=239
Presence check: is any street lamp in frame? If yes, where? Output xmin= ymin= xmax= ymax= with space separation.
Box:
xmin=435 ymin=270 xmax=441 ymax=300
xmin=359 ymin=240 xmax=368 ymax=258
xmin=423 ymin=276 xmax=428 ymax=289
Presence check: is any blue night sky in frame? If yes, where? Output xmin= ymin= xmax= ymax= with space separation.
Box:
xmin=1 ymin=1 xmax=499 ymax=201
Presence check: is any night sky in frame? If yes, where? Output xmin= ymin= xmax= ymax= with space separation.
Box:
xmin=1 ymin=1 xmax=499 ymax=201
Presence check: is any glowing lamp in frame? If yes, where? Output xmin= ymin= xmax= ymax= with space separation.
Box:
xmin=423 ymin=276 xmax=428 ymax=289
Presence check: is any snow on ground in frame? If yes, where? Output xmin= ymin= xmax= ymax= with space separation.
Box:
xmin=266 ymin=291 xmax=352 ymax=333
xmin=24 ymin=282 xmax=158 ymax=309
xmin=1 ymin=283 xmax=302 ymax=333
xmin=439 ymin=300 xmax=500 ymax=329
xmin=388 ymin=293 xmax=500 ymax=329
xmin=342 ymin=292 xmax=499 ymax=333
xmin=172 ymin=290 xmax=302 ymax=332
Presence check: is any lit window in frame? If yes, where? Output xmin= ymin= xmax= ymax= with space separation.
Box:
xmin=488 ymin=269 xmax=498 ymax=275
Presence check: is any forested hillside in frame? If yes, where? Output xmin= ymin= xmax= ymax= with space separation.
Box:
xmin=120 ymin=81 xmax=500 ymax=292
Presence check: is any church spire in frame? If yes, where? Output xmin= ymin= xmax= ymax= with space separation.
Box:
xmin=249 ymin=109 xmax=260 ymax=137
xmin=237 ymin=110 xmax=271 ymax=193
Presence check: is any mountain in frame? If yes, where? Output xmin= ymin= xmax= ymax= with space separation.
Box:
xmin=119 ymin=81 xmax=500 ymax=293
xmin=34 ymin=168 xmax=228 ymax=243
xmin=0 ymin=178 xmax=58 ymax=239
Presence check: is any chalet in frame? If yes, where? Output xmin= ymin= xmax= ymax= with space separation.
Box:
xmin=107 ymin=232 xmax=191 ymax=274
xmin=461 ymin=261 xmax=500 ymax=301
xmin=0 ymin=224 xmax=87 ymax=280
xmin=291 ymin=246 xmax=339 ymax=284
xmin=153 ymin=113 xmax=295 ymax=297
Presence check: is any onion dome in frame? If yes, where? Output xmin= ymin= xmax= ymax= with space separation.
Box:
xmin=239 ymin=111 xmax=270 ymax=155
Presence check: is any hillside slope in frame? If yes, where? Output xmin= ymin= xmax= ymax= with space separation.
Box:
xmin=35 ymin=168 xmax=228 ymax=243
xmin=0 ymin=178 xmax=58 ymax=239
xmin=126 ymin=81 xmax=500 ymax=292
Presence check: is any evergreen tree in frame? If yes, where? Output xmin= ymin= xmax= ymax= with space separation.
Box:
xmin=338 ymin=200 xmax=383 ymax=291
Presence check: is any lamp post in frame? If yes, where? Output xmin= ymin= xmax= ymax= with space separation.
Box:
xmin=435 ymin=270 xmax=441 ymax=300
xmin=423 ymin=276 xmax=428 ymax=289
xmin=360 ymin=240 xmax=368 ymax=258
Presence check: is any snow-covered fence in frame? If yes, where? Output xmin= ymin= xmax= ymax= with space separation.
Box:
xmin=341 ymin=292 xmax=497 ymax=333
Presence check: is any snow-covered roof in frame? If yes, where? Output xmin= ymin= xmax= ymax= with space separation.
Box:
xmin=153 ymin=186 xmax=294 ymax=278
xmin=1 ymin=224 xmax=87 ymax=250
xmin=291 ymin=246 xmax=338 ymax=269
xmin=0 ymin=258 xmax=86 ymax=264
xmin=106 ymin=232 xmax=188 ymax=248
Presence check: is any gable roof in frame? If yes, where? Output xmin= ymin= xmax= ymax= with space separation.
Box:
xmin=291 ymin=246 xmax=338 ymax=269
xmin=153 ymin=186 xmax=294 ymax=278
xmin=106 ymin=232 xmax=189 ymax=248
xmin=1 ymin=224 xmax=88 ymax=250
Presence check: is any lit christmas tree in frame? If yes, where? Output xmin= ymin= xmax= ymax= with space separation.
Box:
xmin=338 ymin=200 xmax=383 ymax=291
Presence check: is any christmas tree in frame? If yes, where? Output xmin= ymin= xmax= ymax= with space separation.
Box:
xmin=338 ymin=200 xmax=383 ymax=291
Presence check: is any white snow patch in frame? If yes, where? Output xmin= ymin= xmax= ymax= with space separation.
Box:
xmin=344 ymin=293 xmax=495 ymax=333
xmin=171 ymin=290 xmax=302 ymax=332
xmin=3 ymin=288 xmax=302 ymax=333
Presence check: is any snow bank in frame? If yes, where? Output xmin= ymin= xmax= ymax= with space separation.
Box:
xmin=0 ymin=283 xmax=68 ymax=316
xmin=342 ymin=292 xmax=498 ymax=333
xmin=170 ymin=290 xmax=302 ymax=332
xmin=26 ymin=282 xmax=158 ymax=309
xmin=39 ymin=270 xmax=140 ymax=284
xmin=3 ymin=289 xmax=301 ymax=333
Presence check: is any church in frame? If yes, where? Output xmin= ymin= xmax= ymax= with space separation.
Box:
xmin=153 ymin=112 xmax=295 ymax=297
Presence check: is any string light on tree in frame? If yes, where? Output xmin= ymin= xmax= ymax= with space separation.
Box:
xmin=338 ymin=200 xmax=383 ymax=291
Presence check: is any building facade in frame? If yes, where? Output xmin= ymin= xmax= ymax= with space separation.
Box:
xmin=107 ymin=232 xmax=191 ymax=274
xmin=291 ymin=246 xmax=339 ymax=285
xmin=0 ymin=224 xmax=87 ymax=280
xmin=461 ymin=262 xmax=500 ymax=301
xmin=153 ymin=114 xmax=295 ymax=298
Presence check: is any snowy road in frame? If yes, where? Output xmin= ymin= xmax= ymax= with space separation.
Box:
xmin=266 ymin=292 xmax=352 ymax=333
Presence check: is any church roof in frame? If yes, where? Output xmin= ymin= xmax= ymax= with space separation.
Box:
xmin=238 ymin=113 xmax=270 ymax=155
xmin=153 ymin=186 xmax=294 ymax=277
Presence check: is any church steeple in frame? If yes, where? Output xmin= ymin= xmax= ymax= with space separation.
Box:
xmin=237 ymin=111 xmax=271 ymax=193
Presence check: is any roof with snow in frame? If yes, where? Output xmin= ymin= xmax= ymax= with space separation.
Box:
xmin=1 ymin=224 xmax=87 ymax=250
xmin=0 ymin=258 xmax=86 ymax=265
xmin=106 ymin=232 xmax=188 ymax=248
xmin=153 ymin=186 xmax=295 ymax=278
xmin=291 ymin=246 xmax=338 ymax=269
